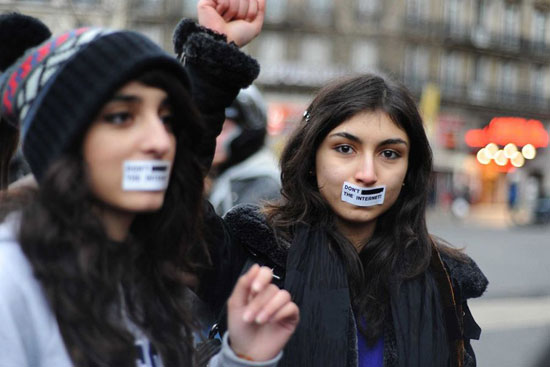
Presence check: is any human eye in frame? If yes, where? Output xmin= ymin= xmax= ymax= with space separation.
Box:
xmin=160 ymin=107 xmax=175 ymax=131
xmin=335 ymin=144 xmax=354 ymax=154
xmin=102 ymin=111 xmax=132 ymax=125
xmin=381 ymin=149 xmax=401 ymax=160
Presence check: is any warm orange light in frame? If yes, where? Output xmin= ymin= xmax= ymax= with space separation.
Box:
xmin=485 ymin=143 xmax=499 ymax=158
xmin=465 ymin=117 xmax=549 ymax=148
xmin=477 ymin=148 xmax=491 ymax=164
xmin=503 ymin=143 xmax=518 ymax=158
xmin=511 ymin=152 xmax=525 ymax=167
xmin=522 ymin=144 xmax=537 ymax=159
xmin=494 ymin=150 xmax=508 ymax=166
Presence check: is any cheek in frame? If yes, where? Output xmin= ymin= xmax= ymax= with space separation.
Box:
xmin=383 ymin=167 xmax=408 ymax=204
xmin=168 ymin=135 xmax=177 ymax=161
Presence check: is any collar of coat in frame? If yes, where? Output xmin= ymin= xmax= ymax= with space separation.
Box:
xmin=223 ymin=204 xmax=488 ymax=300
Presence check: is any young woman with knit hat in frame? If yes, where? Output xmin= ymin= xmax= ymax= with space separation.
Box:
xmin=0 ymin=1 xmax=299 ymax=366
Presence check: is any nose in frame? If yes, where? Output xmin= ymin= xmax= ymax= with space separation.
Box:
xmin=355 ymin=153 xmax=377 ymax=186
xmin=141 ymin=114 xmax=173 ymax=158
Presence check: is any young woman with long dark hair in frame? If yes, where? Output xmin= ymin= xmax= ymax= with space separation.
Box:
xmin=0 ymin=8 xmax=298 ymax=367
xmin=204 ymin=73 xmax=488 ymax=367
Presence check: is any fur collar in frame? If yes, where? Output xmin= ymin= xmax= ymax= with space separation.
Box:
xmin=223 ymin=204 xmax=488 ymax=300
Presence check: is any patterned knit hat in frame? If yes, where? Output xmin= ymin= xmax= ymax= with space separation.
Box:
xmin=0 ymin=27 xmax=190 ymax=180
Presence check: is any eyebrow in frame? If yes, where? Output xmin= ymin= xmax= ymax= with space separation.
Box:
xmin=108 ymin=95 xmax=171 ymax=107
xmin=109 ymin=94 xmax=140 ymax=103
xmin=329 ymin=132 xmax=362 ymax=143
xmin=328 ymin=132 xmax=409 ymax=147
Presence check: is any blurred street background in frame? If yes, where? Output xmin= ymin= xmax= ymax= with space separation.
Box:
xmin=427 ymin=205 xmax=550 ymax=367
xmin=2 ymin=0 xmax=550 ymax=365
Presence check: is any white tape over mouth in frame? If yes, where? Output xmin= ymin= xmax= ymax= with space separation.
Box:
xmin=122 ymin=160 xmax=171 ymax=191
xmin=341 ymin=181 xmax=385 ymax=207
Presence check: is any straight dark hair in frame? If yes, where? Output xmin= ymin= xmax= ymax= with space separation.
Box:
xmin=265 ymin=73 xmax=437 ymax=344
xmin=0 ymin=119 xmax=18 ymax=190
xmin=1 ymin=70 xmax=208 ymax=366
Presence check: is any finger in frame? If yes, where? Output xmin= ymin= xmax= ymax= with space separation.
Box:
xmin=215 ymin=0 xmax=229 ymax=14
xmin=250 ymin=266 xmax=274 ymax=295
xmin=271 ymin=302 xmax=300 ymax=330
xmin=242 ymin=284 xmax=279 ymax=322
xmin=254 ymin=289 xmax=291 ymax=324
xmin=245 ymin=0 xmax=258 ymax=21
xmin=223 ymin=0 xmax=240 ymax=21
xmin=249 ymin=0 xmax=265 ymax=30
xmin=228 ymin=264 xmax=260 ymax=308
xmin=236 ymin=0 xmax=250 ymax=20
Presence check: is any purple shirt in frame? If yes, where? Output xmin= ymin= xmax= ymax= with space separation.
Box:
xmin=357 ymin=328 xmax=384 ymax=367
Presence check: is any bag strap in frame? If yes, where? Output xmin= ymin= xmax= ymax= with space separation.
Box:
xmin=429 ymin=239 xmax=465 ymax=367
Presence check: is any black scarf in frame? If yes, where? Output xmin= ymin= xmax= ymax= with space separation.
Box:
xmin=390 ymin=270 xmax=450 ymax=367
xmin=280 ymin=224 xmax=351 ymax=367
xmin=279 ymin=223 xmax=450 ymax=367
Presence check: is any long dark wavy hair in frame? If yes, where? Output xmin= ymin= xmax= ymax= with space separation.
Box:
xmin=0 ymin=118 xmax=18 ymax=190
xmin=1 ymin=70 xmax=208 ymax=366
xmin=265 ymin=73 xmax=445 ymax=344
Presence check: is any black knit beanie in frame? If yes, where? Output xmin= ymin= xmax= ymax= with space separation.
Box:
xmin=0 ymin=27 xmax=190 ymax=181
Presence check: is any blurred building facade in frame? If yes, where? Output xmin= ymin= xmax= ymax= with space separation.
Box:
xmin=2 ymin=0 xmax=549 ymax=213
xmin=0 ymin=0 xmax=182 ymax=50
xmin=215 ymin=0 xmax=550 ymax=211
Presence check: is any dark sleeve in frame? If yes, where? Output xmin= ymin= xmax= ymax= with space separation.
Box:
xmin=197 ymin=201 xmax=249 ymax=316
xmin=441 ymin=252 xmax=488 ymax=367
xmin=462 ymin=301 xmax=481 ymax=367
xmin=173 ymin=19 xmax=260 ymax=173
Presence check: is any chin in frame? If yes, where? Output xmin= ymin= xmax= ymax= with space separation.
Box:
xmin=338 ymin=205 xmax=383 ymax=223
xmin=121 ymin=192 xmax=167 ymax=213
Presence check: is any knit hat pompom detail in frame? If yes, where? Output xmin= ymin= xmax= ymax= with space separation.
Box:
xmin=0 ymin=27 xmax=190 ymax=181
xmin=0 ymin=12 xmax=52 ymax=72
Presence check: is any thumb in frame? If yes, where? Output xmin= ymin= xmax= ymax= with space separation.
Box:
xmin=228 ymin=264 xmax=260 ymax=308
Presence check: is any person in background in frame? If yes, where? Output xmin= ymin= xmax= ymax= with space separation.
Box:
xmin=0 ymin=12 xmax=51 ymax=189
xmin=208 ymin=85 xmax=280 ymax=215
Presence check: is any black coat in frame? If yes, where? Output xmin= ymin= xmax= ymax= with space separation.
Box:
xmin=199 ymin=204 xmax=489 ymax=367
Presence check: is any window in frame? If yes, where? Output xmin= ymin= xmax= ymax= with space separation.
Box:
xmin=257 ymin=32 xmax=286 ymax=65
xmin=445 ymin=0 xmax=464 ymax=35
xmin=404 ymin=45 xmax=429 ymax=90
xmin=498 ymin=61 xmax=518 ymax=102
xmin=530 ymin=65 xmax=546 ymax=104
xmin=357 ymin=0 xmax=380 ymax=18
xmin=469 ymin=56 xmax=491 ymax=102
xmin=183 ymin=0 xmax=198 ymax=16
xmin=307 ymin=0 xmax=333 ymax=25
xmin=266 ymin=0 xmax=288 ymax=23
xmin=71 ymin=0 xmax=100 ymax=4
xmin=502 ymin=3 xmax=520 ymax=46
xmin=406 ymin=0 xmax=429 ymax=21
xmin=300 ymin=35 xmax=331 ymax=67
xmin=475 ymin=0 xmax=488 ymax=28
xmin=532 ymin=9 xmax=548 ymax=44
xmin=439 ymin=51 xmax=463 ymax=97
xmin=351 ymin=40 xmax=378 ymax=71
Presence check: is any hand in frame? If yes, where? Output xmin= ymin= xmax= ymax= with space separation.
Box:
xmin=197 ymin=0 xmax=265 ymax=47
xmin=227 ymin=264 xmax=299 ymax=361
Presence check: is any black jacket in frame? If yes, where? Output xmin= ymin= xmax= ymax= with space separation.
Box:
xmin=173 ymin=19 xmax=260 ymax=174
xmin=200 ymin=204 xmax=489 ymax=367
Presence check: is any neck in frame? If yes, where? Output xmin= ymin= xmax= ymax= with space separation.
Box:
xmin=335 ymin=219 xmax=377 ymax=252
xmin=93 ymin=205 xmax=135 ymax=242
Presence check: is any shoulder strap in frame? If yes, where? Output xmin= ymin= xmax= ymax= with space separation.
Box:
xmin=429 ymin=239 xmax=465 ymax=367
